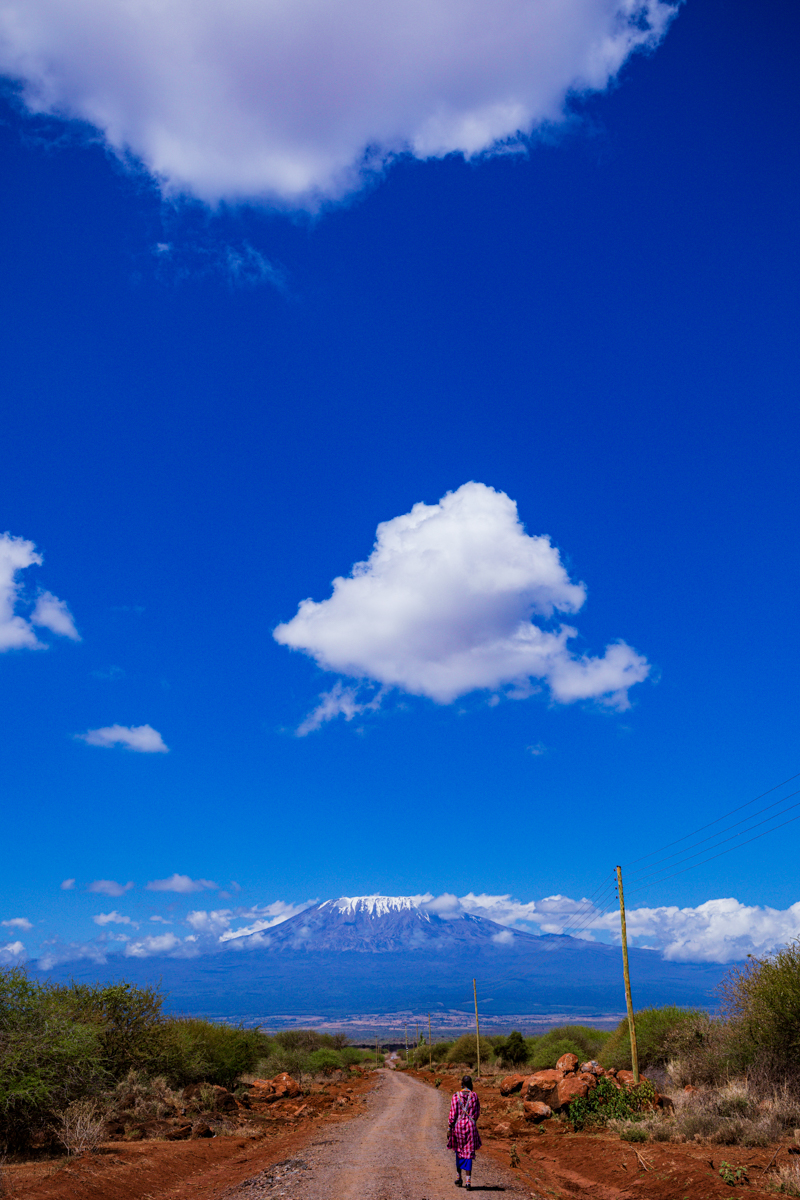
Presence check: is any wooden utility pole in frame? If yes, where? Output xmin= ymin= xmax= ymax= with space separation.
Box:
xmin=473 ymin=978 xmax=481 ymax=1078
xmin=376 ymin=1034 xmax=379 ymax=1068
xmin=615 ymin=865 xmax=640 ymax=1084
xmin=429 ymin=1013 xmax=432 ymax=1069
xmin=405 ymin=1023 xmax=408 ymax=1067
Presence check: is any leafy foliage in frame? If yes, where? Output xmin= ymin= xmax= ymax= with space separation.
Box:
xmin=445 ymin=1034 xmax=494 ymax=1067
xmin=568 ymin=1076 xmax=656 ymax=1131
xmin=526 ymin=1025 xmax=609 ymax=1070
xmin=600 ymin=1007 xmax=703 ymax=1071
xmin=495 ymin=1031 xmax=527 ymax=1066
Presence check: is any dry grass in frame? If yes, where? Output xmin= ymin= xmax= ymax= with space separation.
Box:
xmin=770 ymin=1162 xmax=800 ymax=1196
xmin=113 ymin=1070 xmax=182 ymax=1120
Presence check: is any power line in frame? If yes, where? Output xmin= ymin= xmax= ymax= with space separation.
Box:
xmin=624 ymin=787 xmax=800 ymax=884
xmin=624 ymin=770 xmax=800 ymax=868
xmin=626 ymin=790 xmax=800 ymax=892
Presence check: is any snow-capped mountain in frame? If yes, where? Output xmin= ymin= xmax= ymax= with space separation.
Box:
xmin=226 ymin=894 xmax=534 ymax=953
xmin=40 ymin=893 xmax=733 ymax=1020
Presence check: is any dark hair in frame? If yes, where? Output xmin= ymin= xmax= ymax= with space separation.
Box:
xmin=461 ymin=1075 xmax=473 ymax=1090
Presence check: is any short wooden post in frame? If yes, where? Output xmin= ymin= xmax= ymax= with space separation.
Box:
xmin=616 ymin=865 xmax=640 ymax=1084
xmin=376 ymin=1034 xmax=379 ymax=1068
xmin=473 ymin=978 xmax=481 ymax=1078
xmin=429 ymin=1012 xmax=432 ymax=1069
xmin=405 ymin=1022 xmax=408 ymax=1067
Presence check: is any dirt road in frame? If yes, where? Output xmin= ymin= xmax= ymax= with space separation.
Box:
xmin=223 ymin=1070 xmax=534 ymax=1200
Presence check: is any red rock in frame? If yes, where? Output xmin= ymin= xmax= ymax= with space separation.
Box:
xmin=250 ymin=1079 xmax=276 ymax=1095
xmin=580 ymin=1060 xmax=603 ymax=1076
xmin=577 ymin=1072 xmax=598 ymax=1089
xmin=272 ymin=1072 xmax=301 ymax=1099
xmin=523 ymin=1070 xmax=564 ymax=1106
xmin=191 ymin=1122 xmax=214 ymax=1138
xmin=555 ymin=1076 xmax=590 ymax=1109
xmin=617 ymin=1070 xmax=637 ymax=1087
xmin=493 ymin=1121 xmax=512 ymax=1137
xmin=684 ymin=1084 xmax=697 ymax=1095
xmin=500 ymin=1074 xmax=526 ymax=1096
xmin=523 ymin=1101 xmax=552 ymax=1123
xmin=555 ymin=1053 xmax=579 ymax=1074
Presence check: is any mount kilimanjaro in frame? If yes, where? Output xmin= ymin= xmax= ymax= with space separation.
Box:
xmin=41 ymin=894 xmax=730 ymax=1021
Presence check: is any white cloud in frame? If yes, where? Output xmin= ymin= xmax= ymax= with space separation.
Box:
xmin=0 ymin=532 xmax=78 ymax=651
xmin=0 ymin=0 xmax=677 ymax=206
xmin=88 ymin=879 xmax=134 ymax=897
xmin=619 ymin=898 xmax=800 ymax=964
xmin=2 ymin=917 xmax=33 ymax=932
xmin=296 ymin=681 xmax=382 ymax=737
xmin=31 ymin=590 xmax=80 ymax=640
xmin=93 ymin=911 xmax=138 ymax=927
xmin=77 ymin=724 xmax=169 ymax=753
xmin=275 ymin=483 xmax=649 ymax=728
xmin=146 ymin=874 xmax=218 ymax=894
xmin=60 ymin=878 xmax=76 ymax=890
xmin=0 ymin=940 xmax=26 ymax=963
xmin=124 ymin=932 xmax=199 ymax=958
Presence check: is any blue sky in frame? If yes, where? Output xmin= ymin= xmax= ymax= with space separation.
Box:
xmin=1 ymin=0 xmax=799 ymax=971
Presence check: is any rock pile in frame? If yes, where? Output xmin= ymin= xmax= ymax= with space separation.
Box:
xmin=498 ymin=1052 xmax=660 ymax=1125
xmin=248 ymin=1073 xmax=302 ymax=1105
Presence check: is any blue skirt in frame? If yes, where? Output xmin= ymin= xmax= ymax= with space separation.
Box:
xmin=456 ymin=1155 xmax=473 ymax=1171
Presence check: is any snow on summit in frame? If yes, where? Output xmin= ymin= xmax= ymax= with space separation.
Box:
xmin=322 ymin=895 xmax=432 ymax=919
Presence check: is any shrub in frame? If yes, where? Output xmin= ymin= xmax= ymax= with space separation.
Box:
xmin=0 ymin=968 xmax=107 ymax=1152
xmin=600 ymin=1007 xmax=703 ymax=1072
xmin=307 ymin=1048 xmax=343 ymax=1074
xmin=57 ymin=1100 xmax=106 ymax=1154
xmin=157 ymin=1018 xmax=265 ymax=1088
xmin=496 ymin=1032 xmax=528 ymax=1067
xmin=526 ymin=1025 xmax=609 ymax=1070
xmin=568 ymin=1077 xmax=656 ymax=1131
xmin=445 ymin=1035 xmax=493 ymax=1067
xmin=771 ymin=1162 xmax=800 ymax=1196
xmin=620 ymin=1125 xmax=649 ymax=1142
xmin=666 ymin=1015 xmax=746 ymax=1087
xmin=722 ymin=943 xmax=800 ymax=1085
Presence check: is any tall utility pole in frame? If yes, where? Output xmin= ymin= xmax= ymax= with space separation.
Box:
xmin=615 ymin=865 xmax=640 ymax=1084
xmin=376 ymin=1033 xmax=379 ymax=1068
xmin=429 ymin=1013 xmax=432 ymax=1069
xmin=405 ymin=1023 xmax=408 ymax=1068
xmin=473 ymin=978 xmax=481 ymax=1078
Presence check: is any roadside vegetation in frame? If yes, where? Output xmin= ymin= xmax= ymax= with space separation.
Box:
xmin=402 ymin=941 xmax=800 ymax=1157
xmin=0 ymin=967 xmax=374 ymax=1154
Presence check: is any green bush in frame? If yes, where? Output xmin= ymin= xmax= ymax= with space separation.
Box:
xmin=721 ymin=943 xmax=800 ymax=1082
xmin=525 ymin=1025 xmax=609 ymax=1070
xmin=0 ymin=968 xmax=107 ymax=1152
xmin=568 ymin=1077 xmax=656 ymax=1131
xmin=307 ymin=1048 xmax=343 ymax=1074
xmin=496 ymin=1031 xmax=527 ymax=1066
xmin=445 ymin=1035 xmax=494 ymax=1067
xmin=157 ymin=1018 xmax=266 ymax=1088
xmin=600 ymin=1007 xmax=703 ymax=1071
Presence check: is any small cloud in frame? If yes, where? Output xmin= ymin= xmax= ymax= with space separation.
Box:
xmin=296 ymin=681 xmax=382 ymax=736
xmin=76 ymin=724 xmax=169 ymax=753
xmin=0 ymin=532 xmax=78 ymax=651
xmin=124 ymin=932 xmax=199 ymax=958
xmin=91 ymin=665 xmax=126 ymax=681
xmin=31 ymin=590 xmax=80 ymax=640
xmin=89 ymin=879 xmax=134 ymax=897
xmin=146 ymin=874 xmax=218 ymax=894
xmin=527 ymin=742 xmax=547 ymax=756
xmin=0 ymin=941 xmax=26 ymax=963
xmin=492 ymin=929 xmax=515 ymax=946
xmin=2 ymin=917 xmax=33 ymax=932
xmin=149 ymin=915 xmax=172 ymax=923
xmin=60 ymin=878 xmax=76 ymax=890
xmin=93 ymin=911 xmax=138 ymax=927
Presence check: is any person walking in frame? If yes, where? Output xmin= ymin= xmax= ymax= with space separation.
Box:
xmin=447 ymin=1074 xmax=481 ymax=1189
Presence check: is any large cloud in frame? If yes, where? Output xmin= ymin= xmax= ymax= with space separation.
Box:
xmin=275 ymin=482 xmax=649 ymax=728
xmin=0 ymin=532 xmax=79 ymax=651
xmin=0 ymin=0 xmax=677 ymax=205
